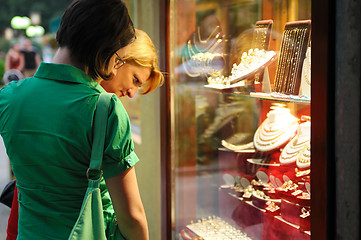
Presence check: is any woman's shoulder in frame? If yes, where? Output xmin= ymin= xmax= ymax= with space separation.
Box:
xmin=107 ymin=94 xmax=126 ymax=115
xmin=104 ymin=94 xmax=131 ymax=127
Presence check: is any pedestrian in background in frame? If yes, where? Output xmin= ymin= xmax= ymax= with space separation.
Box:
xmin=3 ymin=43 xmax=25 ymax=85
xmin=20 ymin=38 xmax=41 ymax=78
xmin=5 ymin=43 xmax=24 ymax=72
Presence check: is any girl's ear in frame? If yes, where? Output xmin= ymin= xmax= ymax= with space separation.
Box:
xmin=112 ymin=68 xmax=118 ymax=78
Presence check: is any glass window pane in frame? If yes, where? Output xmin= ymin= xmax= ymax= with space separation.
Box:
xmin=169 ymin=0 xmax=312 ymax=239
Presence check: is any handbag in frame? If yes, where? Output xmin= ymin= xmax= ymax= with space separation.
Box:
xmin=68 ymin=92 xmax=124 ymax=240
xmin=0 ymin=179 xmax=16 ymax=208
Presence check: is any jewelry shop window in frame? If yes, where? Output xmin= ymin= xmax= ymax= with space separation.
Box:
xmin=168 ymin=0 xmax=312 ymax=239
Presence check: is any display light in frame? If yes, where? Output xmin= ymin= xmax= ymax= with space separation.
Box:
xmin=25 ymin=25 xmax=45 ymax=37
xmin=11 ymin=16 xmax=31 ymax=29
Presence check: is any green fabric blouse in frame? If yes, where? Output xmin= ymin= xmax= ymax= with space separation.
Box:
xmin=0 ymin=62 xmax=139 ymax=239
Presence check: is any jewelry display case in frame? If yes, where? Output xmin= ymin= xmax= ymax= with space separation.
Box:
xmin=167 ymin=0 xmax=321 ymax=239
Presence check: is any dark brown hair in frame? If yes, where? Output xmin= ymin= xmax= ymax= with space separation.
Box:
xmin=56 ymin=0 xmax=135 ymax=80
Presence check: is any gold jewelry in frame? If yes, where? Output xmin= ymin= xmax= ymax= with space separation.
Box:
xmin=207 ymin=75 xmax=231 ymax=86
xmin=282 ymin=28 xmax=298 ymax=93
xmin=206 ymin=48 xmax=276 ymax=87
xmin=292 ymin=189 xmax=304 ymax=196
xmin=265 ymin=201 xmax=280 ymax=212
xmin=295 ymin=168 xmax=311 ymax=177
xmin=230 ymin=49 xmax=276 ymax=82
xmin=287 ymin=28 xmax=299 ymax=93
xmin=193 ymin=26 xmax=222 ymax=52
xmin=277 ymin=180 xmax=298 ymax=192
xmin=298 ymin=192 xmax=310 ymax=199
xmin=297 ymin=141 xmax=311 ymax=168
xmin=288 ymin=28 xmax=307 ymax=93
xmin=300 ymin=207 xmax=311 ymax=218
xmin=277 ymin=28 xmax=295 ymax=92
xmin=253 ymin=189 xmax=270 ymax=200
xmin=253 ymin=27 xmax=267 ymax=50
xmin=280 ymin=120 xmax=311 ymax=165
xmin=273 ymin=21 xmax=311 ymax=95
xmin=257 ymin=123 xmax=296 ymax=145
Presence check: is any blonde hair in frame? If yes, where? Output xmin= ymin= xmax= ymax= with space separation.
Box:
xmin=123 ymin=29 xmax=164 ymax=94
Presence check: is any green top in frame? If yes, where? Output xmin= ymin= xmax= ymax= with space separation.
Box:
xmin=0 ymin=62 xmax=139 ymax=239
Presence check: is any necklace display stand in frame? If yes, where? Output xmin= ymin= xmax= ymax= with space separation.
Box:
xmin=273 ymin=20 xmax=312 ymax=95
xmin=253 ymin=104 xmax=299 ymax=153
xmin=253 ymin=20 xmax=273 ymax=91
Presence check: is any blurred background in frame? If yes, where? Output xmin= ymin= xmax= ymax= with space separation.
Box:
xmin=0 ymin=0 xmax=73 ymax=86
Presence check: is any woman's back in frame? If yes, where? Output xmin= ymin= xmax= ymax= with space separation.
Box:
xmin=0 ymin=63 xmax=113 ymax=239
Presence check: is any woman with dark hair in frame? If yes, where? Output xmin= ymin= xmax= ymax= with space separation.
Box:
xmin=19 ymin=39 xmax=41 ymax=78
xmin=56 ymin=0 xmax=136 ymax=81
xmin=0 ymin=0 xmax=149 ymax=239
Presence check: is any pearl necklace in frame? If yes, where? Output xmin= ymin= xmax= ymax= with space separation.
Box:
xmin=254 ymin=106 xmax=299 ymax=152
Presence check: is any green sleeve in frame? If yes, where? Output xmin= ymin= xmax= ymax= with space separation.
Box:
xmin=102 ymin=95 xmax=139 ymax=179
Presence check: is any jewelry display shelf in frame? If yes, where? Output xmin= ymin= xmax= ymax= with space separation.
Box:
xmin=219 ymin=188 xmax=310 ymax=240
xmin=247 ymin=158 xmax=281 ymax=167
xmin=218 ymin=146 xmax=255 ymax=154
xmin=218 ymin=137 xmax=311 ymax=239
xmin=204 ymin=19 xmax=311 ymax=100
xmin=248 ymin=92 xmax=310 ymax=104
xmin=202 ymin=86 xmax=310 ymax=105
xmin=218 ymin=148 xmax=280 ymax=167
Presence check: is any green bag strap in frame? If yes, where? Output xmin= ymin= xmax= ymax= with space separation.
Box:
xmin=87 ymin=92 xmax=113 ymax=180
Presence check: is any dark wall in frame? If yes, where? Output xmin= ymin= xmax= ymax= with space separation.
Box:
xmin=335 ymin=0 xmax=360 ymax=239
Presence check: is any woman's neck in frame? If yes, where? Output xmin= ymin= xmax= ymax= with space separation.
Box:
xmin=52 ymin=47 xmax=83 ymax=71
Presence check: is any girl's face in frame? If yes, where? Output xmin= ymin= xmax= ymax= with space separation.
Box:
xmin=107 ymin=45 xmax=130 ymax=75
xmin=101 ymin=62 xmax=151 ymax=98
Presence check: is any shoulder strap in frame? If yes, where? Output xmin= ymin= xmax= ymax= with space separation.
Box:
xmin=88 ymin=93 xmax=113 ymax=179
